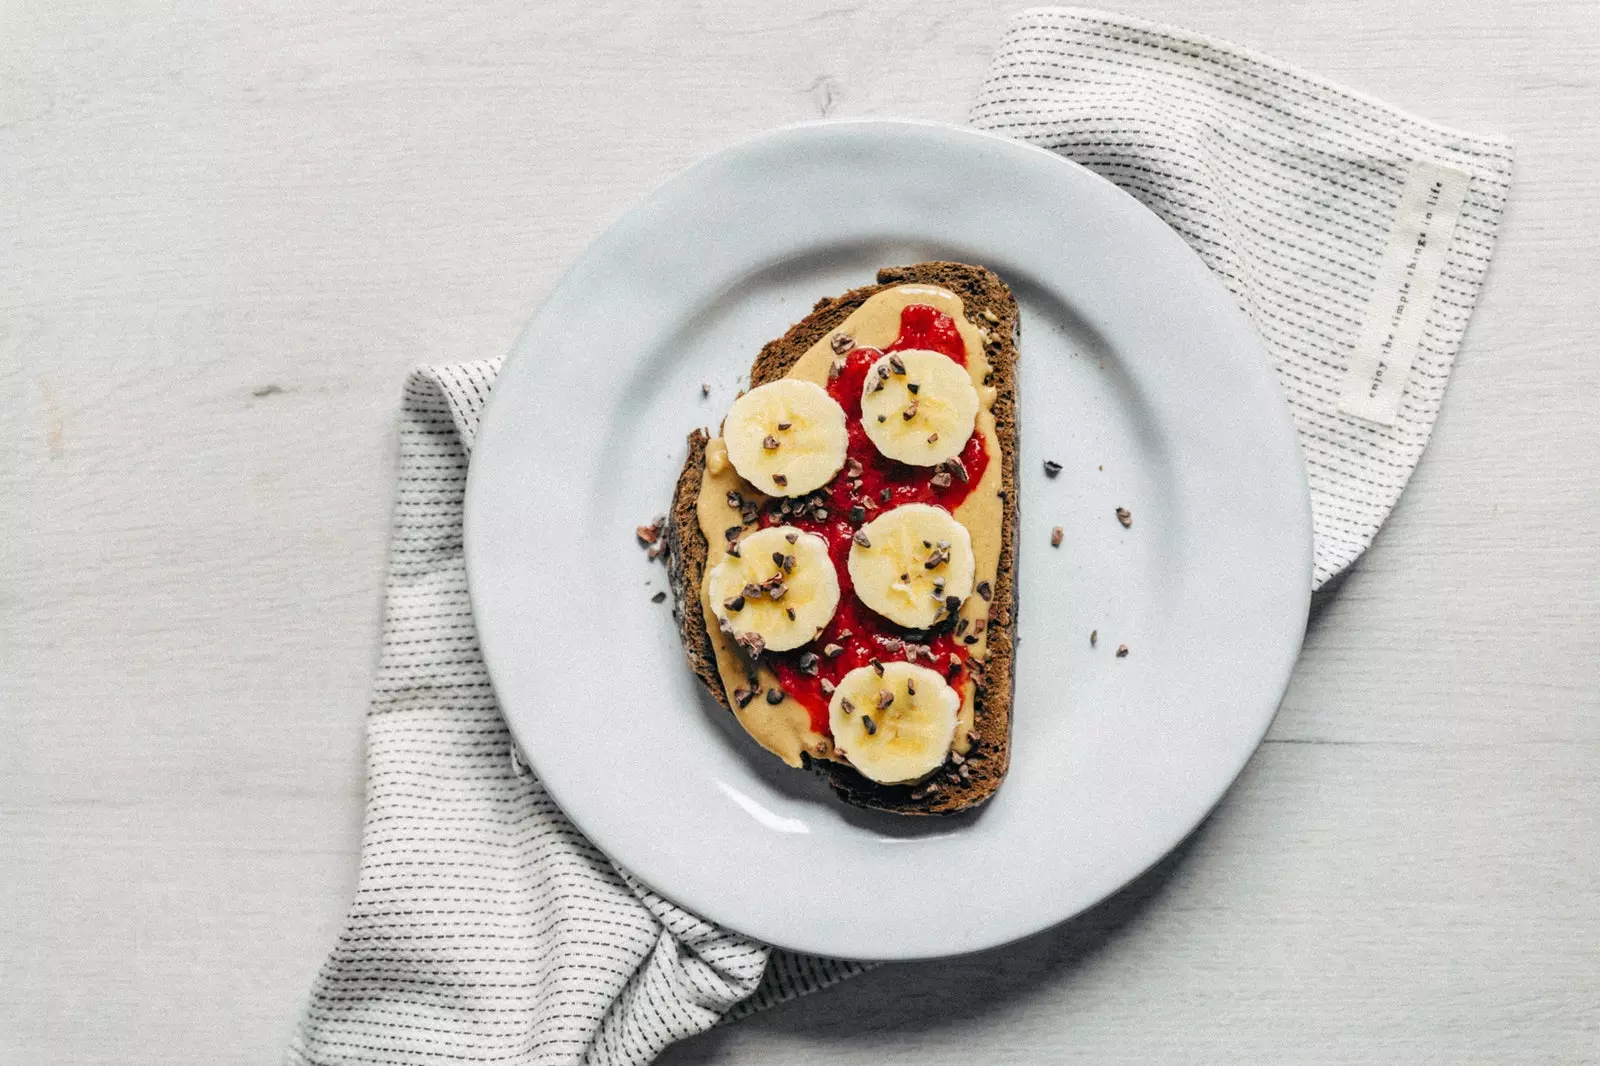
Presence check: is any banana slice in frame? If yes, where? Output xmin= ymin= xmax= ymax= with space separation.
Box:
xmin=722 ymin=379 xmax=849 ymax=497
xmin=706 ymin=526 xmax=840 ymax=654
xmin=859 ymin=348 xmax=979 ymax=466
xmin=829 ymin=661 xmax=959 ymax=784
xmin=847 ymin=503 xmax=975 ymax=629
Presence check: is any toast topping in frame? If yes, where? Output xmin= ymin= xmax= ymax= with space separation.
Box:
xmin=848 ymin=504 xmax=975 ymax=629
xmin=752 ymin=304 xmax=988 ymax=739
xmin=860 ymin=348 xmax=980 ymax=466
xmin=693 ymin=284 xmax=1005 ymax=772
xmin=706 ymin=526 xmax=840 ymax=652
xmin=829 ymin=662 xmax=960 ymax=785
xmin=723 ymin=379 xmax=848 ymax=497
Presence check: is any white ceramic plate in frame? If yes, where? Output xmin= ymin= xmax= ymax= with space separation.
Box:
xmin=465 ymin=120 xmax=1312 ymax=961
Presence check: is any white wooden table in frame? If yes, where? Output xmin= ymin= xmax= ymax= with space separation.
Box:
xmin=4 ymin=2 xmax=1597 ymax=1062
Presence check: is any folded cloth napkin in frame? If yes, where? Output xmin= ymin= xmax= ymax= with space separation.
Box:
xmin=971 ymin=8 xmax=1513 ymax=587
xmin=288 ymin=9 xmax=1511 ymax=1065
xmin=285 ymin=361 xmax=863 ymax=1066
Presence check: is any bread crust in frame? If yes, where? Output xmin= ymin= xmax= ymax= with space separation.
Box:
xmin=666 ymin=262 xmax=1019 ymax=815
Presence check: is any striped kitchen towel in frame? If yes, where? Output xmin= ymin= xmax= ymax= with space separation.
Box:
xmin=970 ymin=8 xmax=1514 ymax=588
xmin=285 ymin=361 xmax=864 ymax=1066
xmin=287 ymin=9 xmax=1511 ymax=1065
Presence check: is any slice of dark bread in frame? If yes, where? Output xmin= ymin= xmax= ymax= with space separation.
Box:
xmin=666 ymin=262 xmax=1019 ymax=815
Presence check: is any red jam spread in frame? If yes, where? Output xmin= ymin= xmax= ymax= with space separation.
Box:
xmin=762 ymin=304 xmax=989 ymax=735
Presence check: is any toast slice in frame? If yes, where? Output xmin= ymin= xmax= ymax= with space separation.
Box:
xmin=666 ymin=262 xmax=1019 ymax=815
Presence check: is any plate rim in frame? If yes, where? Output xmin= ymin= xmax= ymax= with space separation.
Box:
xmin=464 ymin=117 xmax=1313 ymax=960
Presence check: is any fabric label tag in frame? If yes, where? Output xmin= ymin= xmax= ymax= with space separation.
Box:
xmin=1338 ymin=160 xmax=1471 ymax=426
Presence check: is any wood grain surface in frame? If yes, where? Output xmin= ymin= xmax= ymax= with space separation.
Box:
xmin=2 ymin=1 xmax=1596 ymax=1063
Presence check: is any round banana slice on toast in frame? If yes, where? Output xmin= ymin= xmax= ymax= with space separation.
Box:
xmin=829 ymin=661 xmax=959 ymax=784
xmin=847 ymin=503 xmax=974 ymax=629
xmin=707 ymin=525 xmax=839 ymax=654
xmin=859 ymin=348 xmax=978 ymax=466
xmin=723 ymin=379 xmax=849 ymax=497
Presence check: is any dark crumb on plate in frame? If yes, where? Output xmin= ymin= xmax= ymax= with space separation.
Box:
xmin=1090 ymin=629 xmax=1098 ymax=647
xmin=651 ymin=591 xmax=666 ymax=603
xmin=637 ymin=515 xmax=667 ymax=561
xmin=1116 ymin=506 xmax=1132 ymax=528
xmin=1043 ymin=459 xmax=1062 ymax=478
xmin=1116 ymin=644 xmax=1129 ymax=658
